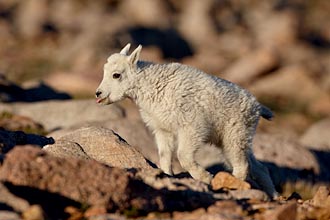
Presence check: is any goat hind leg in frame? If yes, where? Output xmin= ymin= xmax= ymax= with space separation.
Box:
xmin=248 ymin=152 xmax=279 ymax=198
xmin=177 ymin=129 xmax=212 ymax=184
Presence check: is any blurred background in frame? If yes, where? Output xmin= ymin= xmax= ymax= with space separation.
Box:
xmin=1 ymin=0 xmax=330 ymax=137
xmin=0 ymin=0 xmax=330 ymax=198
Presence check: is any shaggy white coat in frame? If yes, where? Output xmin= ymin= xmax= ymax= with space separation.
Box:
xmin=96 ymin=44 xmax=278 ymax=197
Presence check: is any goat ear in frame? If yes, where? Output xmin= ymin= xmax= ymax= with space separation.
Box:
xmin=120 ymin=43 xmax=131 ymax=55
xmin=129 ymin=45 xmax=142 ymax=65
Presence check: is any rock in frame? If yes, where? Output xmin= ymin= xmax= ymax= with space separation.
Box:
xmin=0 ymin=211 xmax=22 ymax=220
xmin=254 ymin=133 xmax=319 ymax=172
xmin=253 ymin=133 xmax=321 ymax=186
xmin=229 ymin=189 xmax=269 ymax=201
xmin=257 ymin=112 xmax=313 ymax=138
xmin=183 ymin=209 xmax=223 ymax=220
xmin=0 ymin=112 xmax=46 ymax=135
xmin=139 ymin=46 xmax=163 ymax=63
xmin=173 ymin=200 xmax=246 ymax=220
xmin=0 ymin=100 xmax=124 ymax=131
xmin=87 ymin=101 xmax=161 ymax=169
xmin=83 ymin=206 xmax=107 ymax=219
xmin=64 ymin=206 xmax=84 ymax=220
xmin=44 ymin=126 xmax=153 ymax=170
xmin=259 ymin=201 xmax=297 ymax=220
xmin=172 ymin=208 xmax=207 ymax=220
xmin=222 ymin=48 xmax=279 ymax=85
xmin=0 ymin=182 xmax=30 ymax=213
xmin=278 ymin=43 xmax=322 ymax=72
xmin=43 ymin=71 xmax=102 ymax=98
xmin=118 ymin=0 xmax=170 ymax=28
xmin=310 ymin=186 xmax=330 ymax=208
xmin=300 ymin=118 xmax=330 ymax=151
xmin=22 ymin=205 xmax=44 ymax=220
xmin=0 ymin=146 xmax=215 ymax=214
xmin=0 ymin=146 xmax=154 ymax=212
xmin=178 ymin=0 xmax=217 ymax=49
xmin=211 ymin=172 xmax=251 ymax=191
xmin=249 ymin=65 xmax=326 ymax=108
xmin=15 ymin=0 xmax=48 ymax=39
xmin=248 ymin=9 xmax=299 ymax=48
xmin=85 ymin=213 xmax=126 ymax=220
xmin=43 ymin=140 xmax=90 ymax=160
xmin=215 ymin=29 xmax=252 ymax=58
xmin=183 ymin=50 xmax=227 ymax=76
xmin=41 ymin=100 xmax=163 ymax=172
xmin=308 ymin=95 xmax=330 ymax=117
xmin=206 ymin=200 xmax=245 ymax=217
xmin=301 ymin=206 xmax=330 ymax=220
xmin=300 ymin=186 xmax=330 ymax=220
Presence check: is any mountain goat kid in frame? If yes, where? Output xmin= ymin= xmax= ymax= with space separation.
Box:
xmin=96 ymin=44 xmax=278 ymax=197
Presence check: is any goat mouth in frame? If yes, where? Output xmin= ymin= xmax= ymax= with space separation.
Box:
xmin=96 ymin=96 xmax=111 ymax=104
xmin=96 ymin=98 xmax=105 ymax=103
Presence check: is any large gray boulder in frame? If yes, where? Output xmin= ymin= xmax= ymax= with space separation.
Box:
xmin=44 ymin=126 xmax=154 ymax=170
xmin=253 ymin=133 xmax=322 ymax=186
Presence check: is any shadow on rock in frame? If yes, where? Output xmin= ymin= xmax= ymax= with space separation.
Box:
xmin=0 ymin=129 xmax=54 ymax=154
xmin=261 ymin=158 xmax=330 ymax=193
xmin=206 ymin=163 xmax=228 ymax=175
xmin=309 ymin=149 xmax=330 ymax=182
xmin=265 ymin=149 xmax=330 ymax=186
xmin=0 ymin=74 xmax=71 ymax=103
xmin=4 ymin=183 xmax=81 ymax=220
xmin=0 ymin=203 xmax=14 ymax=212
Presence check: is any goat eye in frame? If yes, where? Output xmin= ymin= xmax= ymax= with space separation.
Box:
xmin=112 ymin=73 xmax=121 ymax=79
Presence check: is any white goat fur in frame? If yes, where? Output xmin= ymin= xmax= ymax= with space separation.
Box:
xmin=96 ymin=44 xmax=278 ymax=197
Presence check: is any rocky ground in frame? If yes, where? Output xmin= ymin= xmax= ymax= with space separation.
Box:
xmin=1 ymin=0 xmax=330 ymax=219
xmin=0 ymin=79 xmax=330 ymax=219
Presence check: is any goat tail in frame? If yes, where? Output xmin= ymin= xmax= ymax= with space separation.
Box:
xmin=260 ymin=105 xmax=273 ymax=121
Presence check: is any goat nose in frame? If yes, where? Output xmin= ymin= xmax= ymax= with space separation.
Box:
xmin=95 ymin=90 xmax=102 ymax=98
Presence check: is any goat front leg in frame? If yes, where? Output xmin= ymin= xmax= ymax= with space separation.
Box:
xmin=154 ymin=130 xmax=175 ymax=175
